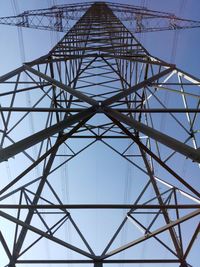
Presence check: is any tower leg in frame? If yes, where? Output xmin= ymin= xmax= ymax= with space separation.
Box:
xmin=94 ymin=262 xmax=103 ymax=267
xmin=180 ymin=262 xmax=188 ymax=267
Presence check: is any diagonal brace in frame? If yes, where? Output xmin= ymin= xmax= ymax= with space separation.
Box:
xmin=0 ymin=210 xmax=95 ymax=259
xmin=0 ymin=230 xmax=12 ymax=260
xmin=101 ymin=209 xmax=200 ymax=259
xmin=104 ymin=107 xmax=200 ymax=163
xmin=0 ymin=107 xmax=95 ymax=163
xmin=24 ymin=64 xmax=99 ymax=106
xmin=102 ymin=67 xmax=174 ymax=106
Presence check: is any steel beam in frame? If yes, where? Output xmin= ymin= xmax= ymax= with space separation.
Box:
xmin=139 ymin=149 xmax=183 ymax=258
xmin=183 ymin=222 xmax=200 ymax=260
xmin=0 ymin=231 xmax=12 ymax=260
xmin=102 ymin=209 xmax=200 ymax=259
xmin=106 ymin=112 xmax=200 ymax=198
xmin=104 ymin=107 xmax=200 ymax=163
xmin=24 ymin=64 xmax=99 ymax=106
xmin=0 ymin=204 xmax=199 ymax=209
xmin=1 ymin=2 xmax=200 ymax=34
xmin=0 ymin=107 xmax=199 ymax=113
xmin=0 ymin=66 xmax=24 ymax=83
xmin=16 ymin=259 xmax=180 ymax=264
xmin=0 ymin=108 xmax=95 ymax=162
xmin=9 ymin=114 xmax=95 ymax=264
xmin=0 ymin=210 xmax=94 ymax=259
xmin=0 ymin=1 xmax=199 ymax=266
xmin=102 ymin=67 xmax=174 ymax=106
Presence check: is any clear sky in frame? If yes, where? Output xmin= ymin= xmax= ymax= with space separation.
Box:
xmin=0 ymin=1 xmax=199 ymax=267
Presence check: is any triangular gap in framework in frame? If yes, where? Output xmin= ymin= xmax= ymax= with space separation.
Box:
xmin=0 ymin=239 xmax=10 ymax=266
xmin=17 ymin=210 xmax=95 ymax=259
xmin=103 ymin=206 xmax=199 ymax=262
xmin=4 ymin=212 xmax=94 ymax=262
xmin=0 ymin=217 xmax=16 ymax=260
xmin=17 ymin=231 xmax=93 ymax=262
xmin=183 ymin=219 xmax=200 ymax=265
xmin=104 ymin=227 xmax=179 ymax=262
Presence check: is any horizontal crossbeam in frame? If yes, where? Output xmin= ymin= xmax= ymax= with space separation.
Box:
xmin=0 ymin=107 xmax=199 ymax=113
xmin=0 ymin=204 xmax=199 ymax=209
xmin=16 ymin=259 xmax=180 ymax=264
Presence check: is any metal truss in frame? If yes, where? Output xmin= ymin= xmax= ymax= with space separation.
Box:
xmin=0 ymin=1 xmax=200 ymax=33
xmin=0 ymin=2 xmax=199 ymax=267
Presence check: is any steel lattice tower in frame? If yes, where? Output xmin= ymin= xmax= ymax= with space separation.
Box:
xmin=0 ymin=2 xmax=199 ymax=267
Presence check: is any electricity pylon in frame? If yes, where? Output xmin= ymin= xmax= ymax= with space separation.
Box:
xmin=0 ymin=2 xmax=199 ymax=267
xmin=0 ymin=2 xmax=200 ymax=33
